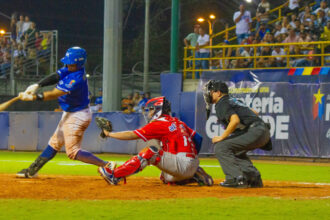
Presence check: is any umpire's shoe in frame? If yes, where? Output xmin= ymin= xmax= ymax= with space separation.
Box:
xmin=220 ymin=175 xmax=248 ymax=188
xmin=248 ymin=174 xmax=263 ymax=188
xmin=193 ymin=167 xmax=214 ymax=186
xmin=16 ymin=169 xmax=38 ymax=178
xmin=98 ymin=161 xmax=119 ymax=185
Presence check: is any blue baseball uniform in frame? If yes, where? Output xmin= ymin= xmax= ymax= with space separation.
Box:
xmin=56 ymin=67 xmax=90 ymax=112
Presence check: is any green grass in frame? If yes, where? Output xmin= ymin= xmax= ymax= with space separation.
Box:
xmin=1 ymin=151 xmax=329 ymax=219
xmin=1 ymin=151 xmax=329 ymax=183
xmin=0 ymin=197 xmax=329 ymax=220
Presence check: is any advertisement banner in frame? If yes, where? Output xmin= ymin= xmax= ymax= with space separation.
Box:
xmin=196 ymin=71 xmax=330 ymax=158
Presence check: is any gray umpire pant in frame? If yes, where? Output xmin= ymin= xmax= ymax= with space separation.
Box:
xmin=214 ymin=121 xmax=270 ymax=180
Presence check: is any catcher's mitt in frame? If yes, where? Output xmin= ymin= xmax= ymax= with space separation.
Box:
xmin=95 ymin=117 xmax=113 ymax=138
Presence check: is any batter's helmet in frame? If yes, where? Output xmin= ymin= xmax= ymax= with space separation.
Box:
xmin=144 ymin=96 xmax=171 ymax=122
xmin=61 ymin=47 xmax=87 ymax=67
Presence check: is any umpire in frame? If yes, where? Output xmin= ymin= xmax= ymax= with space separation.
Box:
xmin=203 ymin=80 xmax=271 ymax=188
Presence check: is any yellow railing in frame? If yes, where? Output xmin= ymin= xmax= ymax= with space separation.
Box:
xmin=183 ymin=41 xmax=330 ymax=79
xmin=211 ymin=2 xmax=315 ymax=45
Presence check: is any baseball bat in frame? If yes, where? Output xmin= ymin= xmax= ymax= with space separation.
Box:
xmin=0 ymin=96 xmax=20 ymax=111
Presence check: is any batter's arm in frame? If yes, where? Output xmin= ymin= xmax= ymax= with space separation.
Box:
xmin=104 ymin=130 xmax=139 ymax=140
xmin=26 ymin=88 xmax=68 ymax=101
xmin=212 ymin=114 xmax=240 ymax=143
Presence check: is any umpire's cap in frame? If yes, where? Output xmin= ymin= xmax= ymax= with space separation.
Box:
xmin=206 ymin=80 xmax=229 ymax=94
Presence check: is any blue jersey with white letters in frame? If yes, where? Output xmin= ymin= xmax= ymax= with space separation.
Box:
xmin=56 ymin=67 xmax=90 ymax=112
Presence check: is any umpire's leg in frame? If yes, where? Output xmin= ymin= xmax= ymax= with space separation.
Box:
xmin=214 ymin=123 xmax=270 ymax=181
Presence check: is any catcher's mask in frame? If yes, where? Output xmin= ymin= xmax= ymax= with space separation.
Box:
xmin=143 ymin=96 xmax=171 ymax=123
xmin=203 ymin=80 xmax=228 ymax=119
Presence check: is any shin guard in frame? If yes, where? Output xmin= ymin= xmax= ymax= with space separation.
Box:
xmin=113 ymin=146 xmax=160 ymax=178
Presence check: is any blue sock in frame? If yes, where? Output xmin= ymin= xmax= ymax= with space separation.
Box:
xmin=40 ymin=145 xmax=57 ymax=160
xmin=75 ymin=150 xmax=107 ymax=167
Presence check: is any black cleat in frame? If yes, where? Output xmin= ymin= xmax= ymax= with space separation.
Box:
xmin=219 ymin=175 xmax=248 ymax=188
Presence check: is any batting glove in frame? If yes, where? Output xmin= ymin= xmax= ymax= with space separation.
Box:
xmin=24 ymin=83 xmax=39 ymax=95
xmin=19 ymin=92 xmax=34 ymax=101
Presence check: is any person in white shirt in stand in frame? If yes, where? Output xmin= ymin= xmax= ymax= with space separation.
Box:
xmin=285 ymin=0 xmax=300 ymax=16
xmin=195 ymin=26 xmax=210 ymax=79
xmin=233 ymin=3 xmax=252 ymax=44
xmin=271 ymin=45 xmax=287 ymax=67
xmin=21 ymin=16 xmax=32 ymax=36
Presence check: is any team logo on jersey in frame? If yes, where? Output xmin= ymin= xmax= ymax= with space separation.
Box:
xmin=65 ymin=80 xmax=76 ymax=89
xmin=168 ymin=123 xmax=177 ymax=132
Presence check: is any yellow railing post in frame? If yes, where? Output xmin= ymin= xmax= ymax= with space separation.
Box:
xmin=225 ymin=23 xmax=229 ymax=40
xmin=183 ymin=47 xmax=187 ymax=79
xmin=192 ymin=47 xmax=196 ymax=79
xmin=321 ymin=43 xmax=325 ymax=66
xmin=253 ymin=46 xmax=256 ymax=68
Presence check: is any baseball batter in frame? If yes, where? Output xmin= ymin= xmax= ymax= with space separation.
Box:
xmin=98 ymin=96 xmax=213 ymax=186
xmin=16 ymin=47 xmax=109 ymax=178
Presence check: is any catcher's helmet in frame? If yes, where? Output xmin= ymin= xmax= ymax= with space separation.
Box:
xmin=144 ymin=96 xmax=171 ymax=122
xmin=61 ymin=47 xmax=87 ymax=68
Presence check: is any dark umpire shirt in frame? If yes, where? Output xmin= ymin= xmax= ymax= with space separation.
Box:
xmin=215 ymin=95 xmax=262 ymax=129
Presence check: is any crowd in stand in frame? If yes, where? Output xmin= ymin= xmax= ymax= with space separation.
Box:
xmin=184 ymin=0 xmax=330 ymax=77
xmin=0 ymin=13 xmax=52 ymax=77
xmin=121 ymin=92 xmax=151 ymax=114
xmin=89 ymin=91 xmax=152 ymax=114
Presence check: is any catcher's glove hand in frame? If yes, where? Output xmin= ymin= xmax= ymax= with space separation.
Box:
xmin=95 ymin=117 xmax=113 ymax=138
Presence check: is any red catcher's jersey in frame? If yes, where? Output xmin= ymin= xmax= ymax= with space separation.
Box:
xmin=134 ymin=115 xmax=197 ymax=155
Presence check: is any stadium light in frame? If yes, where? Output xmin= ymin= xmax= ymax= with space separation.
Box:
xmin=197 ymin=17 xmax=205 ymax=23
xmin=0 ymin=29 xmax=5 ymax=35
xmin=245 ymin=0 xmax=252 ymax=3
xmin=209 ymin=14 xmax=216 ymax=20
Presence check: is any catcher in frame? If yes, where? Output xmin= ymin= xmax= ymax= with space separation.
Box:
xmin=97 ymin=96 xmax=213 ymax=186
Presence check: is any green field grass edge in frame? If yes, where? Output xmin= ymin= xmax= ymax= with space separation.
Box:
xmin=0 ymin=197 xmax=329 ymax=220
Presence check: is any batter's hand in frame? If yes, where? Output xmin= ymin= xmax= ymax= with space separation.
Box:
xmin=212 ymin=136 xmax=223 ymax=144
xmin=95 ymin=117 xmax=113 ymax=138
xmin=19 ymin=92 xmax=34 ymax=101
xmin=24 ymin=83 xmax=39 ymax=95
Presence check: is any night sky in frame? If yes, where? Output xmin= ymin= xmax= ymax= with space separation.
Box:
xmin=0 ymin=0 xmax=287 ymax=73
xmin=0 ymin=0 xmax=104 ymax=69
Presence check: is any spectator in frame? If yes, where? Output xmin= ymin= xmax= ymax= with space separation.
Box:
xmin=16 ymin=15 xmax=24 ymax=42
xmin=256 ymin=23 xmax=270 ymax=40
xmin=184 ymin=24 xmax=200 ymax=67
xmin=256 ymin=0 xmax=270 ymax=30
xmin=236 ymin=46 xmax=253 ymax=68
xmin=0 ymin=51 xmax=11 ymax=77
xmin=233 ymin=3 xmax=252 ymax=44
xmin=10 ymin=17 xmax=17 ymax=42
xmin=132 ymin=91 xmax=140 ymax=107
xmin=22 ymin=16 xmax=32 ymax=36
xmin=195 ymin=26 xmax=210 ymax=78
xmin=13 ymin=43 xmax=26 ymax=76
xmin=123 ymin=103 xmax=135 ymax=114
xmin=273 ymin=22 xmax=283 ymax=37
xmin=283 ymin=28 xmax=301 ymax=53
xmin=285 ymin=0 xmax=300 ymax=16
xmin=299 ymin=6 xmax=311 ymax=23
xmin=321 ymin=20 xmax=330 ymax=40
xmin=317 ymin=10 xmax=327 ymax=28
xmin=271 ymin=45 xmax=287 ymax=67
xmin=289 ymin=14 xmax=298 ymax=29
xmin=135 ymin=92 xmax=149 ymax=113
xmin=121 ymin=93 xmax=133 ymax=111
xmin=314 ymin=1 xmax=330 ymax=15
xmin=25 ymin=23 xmax=38 ymax=49
xmin=256 ymin=45 xmax=272 ymax=67
xmin=292 ymin=46 xmax=312 ymax=67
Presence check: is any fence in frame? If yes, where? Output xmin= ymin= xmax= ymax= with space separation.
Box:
xmin=183 ymin=41 xmax=330 ymax=79
xmin=1 ymin=30 xmax=58 ymax=95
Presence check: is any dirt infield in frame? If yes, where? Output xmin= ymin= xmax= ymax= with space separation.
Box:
xmin=1 ymin=174 xmax=329 ymax=200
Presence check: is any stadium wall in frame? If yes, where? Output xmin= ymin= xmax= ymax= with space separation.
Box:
xmin=161 ymin=68 xmax=330 ymax=158
xmin=1 ymin=112 xmax=145 ymax=154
